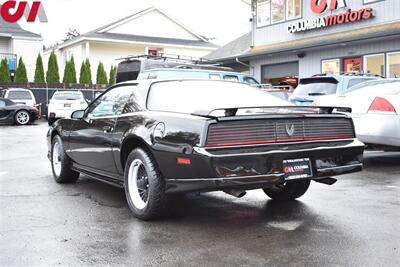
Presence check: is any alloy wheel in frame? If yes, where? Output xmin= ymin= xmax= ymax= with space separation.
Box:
xmin=128 ymin=159 xmax=150 ymax=210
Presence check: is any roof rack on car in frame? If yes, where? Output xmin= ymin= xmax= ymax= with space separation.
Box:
xmin=313 ymin=72 xmax=383 ymax=78
xmin=117 ymin=53 xmax=216 ymax=64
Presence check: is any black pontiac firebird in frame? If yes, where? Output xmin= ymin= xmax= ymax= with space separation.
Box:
xmin=47 ymin=80 xmax=364 ymax=220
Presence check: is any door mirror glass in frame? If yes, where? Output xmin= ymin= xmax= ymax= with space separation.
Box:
xmin=71 ymin=110 xmax=85 ymax=119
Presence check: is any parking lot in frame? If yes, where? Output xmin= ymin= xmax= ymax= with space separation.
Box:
xmin=0 ymin=121 xmax=399 ymax=266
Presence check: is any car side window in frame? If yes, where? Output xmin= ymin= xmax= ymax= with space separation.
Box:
xmin=346 ymin=78 xmax=374 ymax=90
xmin=86 ymin=85 xmax=136 ymax=118
xmin=243 ymin=76 xmax=262 ymax=88
xmin=209 ymin=74 xmax=221 ymax=80
xmin=0 ymin=100 xmax=5 ymax=108
xmin=223 ymin=75 xmax=239 ymax=82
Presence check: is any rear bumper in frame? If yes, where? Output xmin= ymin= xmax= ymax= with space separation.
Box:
xmin=162 ymin=139 xmax=365 ymax=193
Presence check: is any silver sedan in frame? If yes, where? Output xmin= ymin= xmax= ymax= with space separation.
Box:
xmin=314 ymin=79 xmax=400 ymax=149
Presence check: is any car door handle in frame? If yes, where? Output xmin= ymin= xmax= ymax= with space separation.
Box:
xmin=103 ymin=126 xmax=114 ymax=133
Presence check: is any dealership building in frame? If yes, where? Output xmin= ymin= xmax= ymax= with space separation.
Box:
xmin=206 ymin=0 xmax=400 ymax=85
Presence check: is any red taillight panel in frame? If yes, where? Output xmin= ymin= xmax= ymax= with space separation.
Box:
xmin=368 ymin=97 xmax=397 ymax=114
xmin=177 ymin=157 xmax=191 ymax=165
xmin=206 ymin=118 xmax=355 ymax=147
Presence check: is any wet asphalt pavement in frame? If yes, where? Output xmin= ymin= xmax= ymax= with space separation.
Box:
xmin=0 ymin=121 xmax=399 ymax=266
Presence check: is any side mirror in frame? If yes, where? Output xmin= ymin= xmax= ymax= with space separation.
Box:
xmin=71 ymin=110 xmax=85 ymax=119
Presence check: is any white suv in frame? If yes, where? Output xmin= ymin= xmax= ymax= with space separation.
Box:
xmin=48 ymin=91 xmax=88 ymax=125
xmin=1 ymin=88 xmax=36 ymax=107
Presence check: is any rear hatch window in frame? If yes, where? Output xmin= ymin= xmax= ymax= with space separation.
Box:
xmin=7 ymin=91 xmax=32 ymax=100
xmin=53 ymin=93 xmax=82 ymax=101
xmin=291 ymin=77 xmax=338 ymax=98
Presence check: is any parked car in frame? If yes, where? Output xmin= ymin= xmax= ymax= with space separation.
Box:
xmin=314 ymin=79 xmax=400 ymax=150
xmin=0 ymin=98 xmax=39 ymax=125
xmin=116 ymin=54 xmax=233 ymax=83
xmin=48 ymin=91 xmax=88 ymax=125
xmin=263 ymin=88 xmax=291 ymax=101
xmin=137 ymin=68 xmax=262 ymax=87
xmin=277 ymin=76 xmax=299 ymax=89
xmin=0 ymin=88 xmax=36 ymax=107
xmin=47 ymin=79 xmax=364 ymax=220
xmin=289 ymin=73 xmax=381 ymax=106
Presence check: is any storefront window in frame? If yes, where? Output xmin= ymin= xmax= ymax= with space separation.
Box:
xmin=257 ymin=0 xmax=271 ymax=27
xmin=286 ymin=0 xmax=301 ymax=19
xmin=271 ymin=0 xmax=285 ymax=23
xmin=322 ymin=59 xmax=340 ymax=74
xmin=257 ymin=0 xmax=301 ymax=27
xmin=364 ymin=54 xmax=384 ymax=76
xmin=387 ymin=52 xmax=400 ymax=78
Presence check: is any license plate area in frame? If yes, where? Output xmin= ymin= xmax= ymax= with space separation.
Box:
xmin=283 ymin=158 xmax=313 ymax=180
xmin=64 ymin=104 xmax=71 ymax=108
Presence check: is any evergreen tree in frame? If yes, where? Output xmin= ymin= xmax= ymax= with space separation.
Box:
xmin=69 ymin=56 xmax=77 ymax=83
xmin=85 ymin=59 xmax=92 ymax=84
xmin=96 ymin=62 xmax=108 ymax=84
xmin=79 ymin=61 xmax=86 ymax=84
xmin=14 ymin=57 xmax=28 ymax=83
xmin=34 ymin=53 xmax=45 ymax=83
xmin=46 ymin=51 xmax=60 ymax=83
xmin=109 ymin=65 xmax=116 ymax=85
xmin=0 ymin=58 xmax=11 ymax=82
xmin=63 ymin=60 xmax=71 ymax=83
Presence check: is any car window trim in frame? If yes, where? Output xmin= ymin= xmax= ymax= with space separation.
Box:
xmin=84 ymin=83 xmax=138 ymax=119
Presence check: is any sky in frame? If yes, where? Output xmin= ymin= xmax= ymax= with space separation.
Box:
xmin=18 ymin=0 xmax=251 ymax=47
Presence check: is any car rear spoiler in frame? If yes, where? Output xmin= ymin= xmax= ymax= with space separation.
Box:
xmin=191 ymin=106 xmax=352 ymax=118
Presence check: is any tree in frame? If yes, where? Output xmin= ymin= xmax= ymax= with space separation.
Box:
xmin=0 ymin=58 xmax=11 ymax=82
xmin=69 ymin=56 xmax=77 ymax=83
xmin=79 ymin=59 xmax=92 ymax=84
xmin=63 ymin=56 xmax=77 ymax=84
xmin=34 ymin=53 xmax=45 ymax=83
xmin=96 ymin=62 xmax=108 ymax=84
xmin=63 ymin=28 xmax=80 ymax=42
xmin=109 ymin=65 xmax=116 ymax=85
xmin=14 ymin=57 xmax=28 ymax=83
xmin=46 ymin=51 xmax=60 ymax=83
xmin=85 ymin=59 xmax=92 ymax=84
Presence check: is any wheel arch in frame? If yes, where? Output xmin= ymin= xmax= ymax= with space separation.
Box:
xmin=120 ymin=135 xmax=155 ymax=170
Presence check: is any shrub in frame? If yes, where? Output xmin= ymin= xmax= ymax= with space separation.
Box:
xmin=96 ymin=62 xmax=108 ymax=84
xmin=14 ymin=57 xmax=28 ymax=83
xmin=0 ymin=58 xmax=11 ymax=82
xmin=109 ymin=65 xmax=116 ymax=85
xmin=34 ymin=53 xmax=45 ymax=83
xmin=46 ymin=51 xmax=60 ymax=83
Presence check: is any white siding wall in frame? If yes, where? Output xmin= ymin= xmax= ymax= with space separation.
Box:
xmin=11 ymin=38 xmax=43 ymax=81
xmin=48 ymin=41 xmax=216 ymax=83
xmin=0 ymin=37 xmax=11 ymax=54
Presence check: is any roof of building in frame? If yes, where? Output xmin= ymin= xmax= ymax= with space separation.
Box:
xmin=52 ymin=6 xmax=218 ymax=51
xmin=0 ymin=17 xmax=42 ymax=39
xmin=205 ymin=33 xmax=251 ymax=61
xmin=207 ymin=21 xmax=400 ymax=62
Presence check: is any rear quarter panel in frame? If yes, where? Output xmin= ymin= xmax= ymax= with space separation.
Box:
xmin=112 ymin=111 xmax=209 ymax=177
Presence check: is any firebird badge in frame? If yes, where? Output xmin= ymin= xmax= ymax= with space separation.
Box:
xmin=286 ymin=124 xmax=295 ymax=136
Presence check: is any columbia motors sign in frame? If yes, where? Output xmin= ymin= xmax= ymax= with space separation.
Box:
xmin=287 ymin=0 xmax=374 ymax=34
xmin=0 ymin=1 xmax=47 ymax=23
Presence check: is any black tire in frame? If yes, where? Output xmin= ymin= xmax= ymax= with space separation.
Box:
xmin=51 ymin=135 xmax=80 ymax=183
xmin=124 ymin=148 xmax=167 ymax=220
xmin=263 ymin=179 xmax=311 ymax=201
xmin=14 ymin=110 xmax=31 ymax=125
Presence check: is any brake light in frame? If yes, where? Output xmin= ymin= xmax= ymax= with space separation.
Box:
xmin=368 ymin=97 xmax=397 ymax=114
